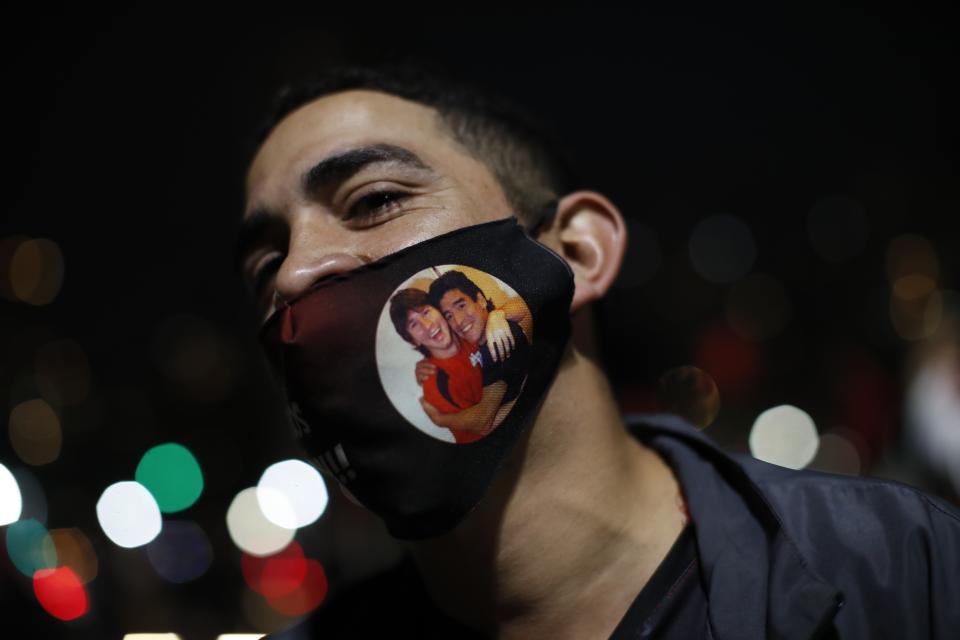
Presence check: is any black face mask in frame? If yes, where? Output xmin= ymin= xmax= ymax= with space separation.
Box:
xmin=259 ymin=215 xmax=574 ymax=539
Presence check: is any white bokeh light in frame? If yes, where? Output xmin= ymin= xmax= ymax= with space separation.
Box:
xmin=257 ymin=459 xmax=329 ymax=529
xmin=0 ymin=462 xmax=23 ymax=525
xmin=96 ymin=481 xmax=162 ymax=548
xmin=749 ymin=405 xmax=820 ymax=470
xmin=226 ymin=487 xmax=295 ymax=557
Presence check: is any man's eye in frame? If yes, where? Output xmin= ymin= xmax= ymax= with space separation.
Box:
xmin=346 ymin=190 xmax=407 ymax=222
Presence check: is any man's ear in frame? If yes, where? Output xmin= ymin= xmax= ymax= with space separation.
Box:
xmin=537 ymin=191 xmax=627 ymax=312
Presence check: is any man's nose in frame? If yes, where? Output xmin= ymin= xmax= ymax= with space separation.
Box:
xmin=273 ymin=249 xmax=367 ymax=303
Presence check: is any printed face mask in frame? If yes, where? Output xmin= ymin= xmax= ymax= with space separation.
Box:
xmin=258 ymin=215 xmax=574 ymax=539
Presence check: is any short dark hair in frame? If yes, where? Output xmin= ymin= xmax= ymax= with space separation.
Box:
xmin=427 ymin=271 xmax=494 ymax=312
xmin=250 ymin=60 xmax=576 ymax=226
xmin=389 ymin=288 xmax=433 ymax=354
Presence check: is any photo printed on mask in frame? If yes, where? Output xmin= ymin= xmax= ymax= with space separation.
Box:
xmin=376 ymin=265 xmax=533 ymax=444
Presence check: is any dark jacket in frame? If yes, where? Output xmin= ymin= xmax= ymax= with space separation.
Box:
xmin=630 ymin=413 xmax=960 ymax=639
xmin=276 ymin=414 xmax=960 ymax=639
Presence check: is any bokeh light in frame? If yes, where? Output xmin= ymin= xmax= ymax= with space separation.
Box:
xmin=688 ymin=214 xmax=757 ymax=283
xmin=96 ymin=481 xmax=162 ymax=548
xmin=657 ymin=366 xmax=720 ymax=429
xmin=6 ymin=518 xmax=57 ymax=577
xmin=35 ymin=339 xmax=92 ymax=406
xmin=0 ymin=235 xmax=29 ymax=301
xmin=257 ymin=459 xmax=328 ymax=529
xmin=0 ymin=462 xmax=22 ymax=525
xmin=724 ymin=274 xmax=792 ymax=341
xmin=906 ymin=350 xmax=960 ymax=494
xmin=890 ymin=287 xmax=943 ymax=341
xmin=886 ymin=234 xmax=939 ymax=283
xmin=136 ymin=443 xmax=204 ymax=513
xmin=146 ymin=520 xmax=213 ymax=583
xmin=265 ymin=559 xmax=328 ymax=617
xmin=695 ymin=323 xmax=759 ymax=392
xmin=49 ymin=527 xmax=99 ymax=584
xmin=806 ymin=195 xmax=868 ymax=263
xmin=33 ymin=566 xmax=88 ymax=621
xmin=242 ymin=540 xmax=307 ymax=598
xmin=808 ymin=432 xmax=862 ymax=476
xmin=749 ymin=405 xmax=820 ymax=470
xmin=893 ymin=274 xmax=937 ymax=301
xmin=226 ymin=488 xmax=295 ymax=557
xmin=8 ymin=398 xmax=63 ymax=466
xmin=615 ymin=220 xmax=661 ymax=288
xmin=9 ymin=237 xmax=65 ymax=305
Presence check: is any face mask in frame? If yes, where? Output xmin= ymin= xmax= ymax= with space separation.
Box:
xmin=258 ymin=214 xmax=574 ymax=539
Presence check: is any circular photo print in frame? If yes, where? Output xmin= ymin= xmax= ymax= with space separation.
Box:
xmin=375 ymin=265 xmax=534 ymax=444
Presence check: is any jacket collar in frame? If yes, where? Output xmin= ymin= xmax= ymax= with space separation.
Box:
xmin=624 ymin=413 xmax=844 ymax=640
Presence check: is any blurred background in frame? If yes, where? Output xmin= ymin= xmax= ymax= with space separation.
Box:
xmin=1 ymin=8 xmax=957 ymax=638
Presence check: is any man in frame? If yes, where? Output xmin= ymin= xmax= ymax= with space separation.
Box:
xmin=238 ymin=63 xmax=960 ymax=638
xmin=388 ymin=287 xmax=489 ymax=442
xmin=415 ymin=270 xmax=532 ymax=435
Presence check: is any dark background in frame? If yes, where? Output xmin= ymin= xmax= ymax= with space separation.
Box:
xmin=1 ymin=9 xmax=957 ymax=638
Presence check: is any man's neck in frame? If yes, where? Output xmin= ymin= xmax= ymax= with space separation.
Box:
xmin=409 ymin=346 xmax=687 ymax=639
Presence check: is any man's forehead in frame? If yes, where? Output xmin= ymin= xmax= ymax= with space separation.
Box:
xmin=245 ymin=90 xmax=449 ymax=201
xmin=441 ymin=289 xmax=472 ymax=303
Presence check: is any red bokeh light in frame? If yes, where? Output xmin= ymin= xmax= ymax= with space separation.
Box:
xmin=695 ymin=323 xmax=759 ymax=393
xmin=266 ymin=559 xmax=328 ymax=617
xmin=32 ymin=566 xmax=88 ymax=621
xmin=242 ymin=541 xmax=307 ymax=598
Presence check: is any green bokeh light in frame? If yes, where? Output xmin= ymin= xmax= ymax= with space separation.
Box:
xmin=135 ymin=443 xmax=204 ymax=513
xmin=6 ymin=518 xmax=57 ymax=577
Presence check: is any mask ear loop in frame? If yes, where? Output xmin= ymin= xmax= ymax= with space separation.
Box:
xmin=527 ymin=199 xmax=560 ymax=238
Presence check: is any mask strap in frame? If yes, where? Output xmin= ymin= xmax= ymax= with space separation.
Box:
xmin=527 ymin=199 xmax=560 ymax=238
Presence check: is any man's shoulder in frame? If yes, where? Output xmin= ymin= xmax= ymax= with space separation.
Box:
xmin=630 ymin=414 xmax=960 ymax=636
xmin=736 ymin=451 xmax=960 ymax=534
xmin=631 ymin=413 xmax=960 ymax=539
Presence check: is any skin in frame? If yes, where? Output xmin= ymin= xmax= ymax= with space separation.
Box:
xmin=441 ymin=289 xmax=489 ymax=344
xmin=242 ymin=89 xmax=685 ymax=639
xmin=406 ymin=304 xmax=458 ymax=358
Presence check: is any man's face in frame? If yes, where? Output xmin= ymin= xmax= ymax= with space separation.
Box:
xmin=240 ymin=90 xmax=514 ymax=324
xmin=439 ymin=288 xmax=489 ymax=345
xmin=406 ymin=305 xmax=453 ymax=352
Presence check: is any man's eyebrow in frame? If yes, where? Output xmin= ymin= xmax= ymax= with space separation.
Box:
xmin=235 ymin=144 xmax=433 ymax=275
xmin=301 ymin=143 xmax=433 ymax=196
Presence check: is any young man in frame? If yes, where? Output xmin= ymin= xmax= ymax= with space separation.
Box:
xmin=239 ymin=64 xmax=960 ymax=638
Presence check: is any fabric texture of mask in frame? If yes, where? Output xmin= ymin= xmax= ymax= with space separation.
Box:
xmin=259 ymin=217 xmax=575 ymax=539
